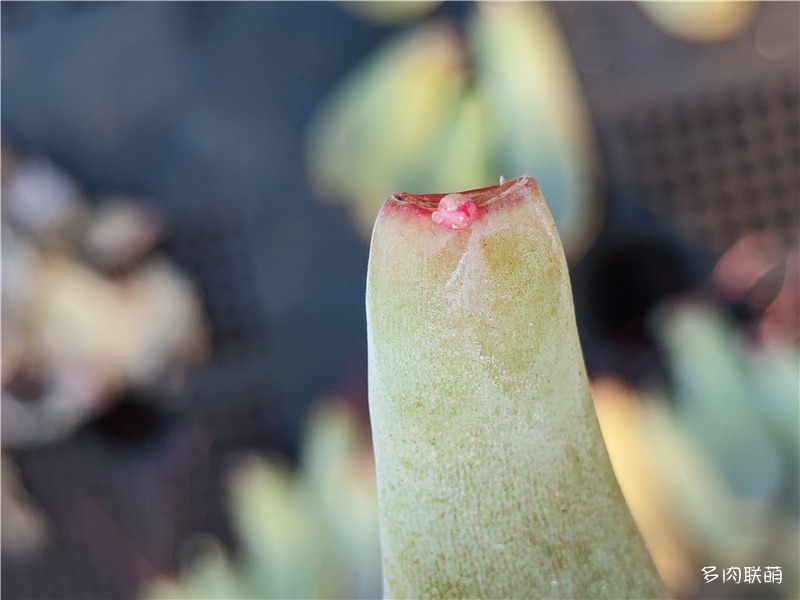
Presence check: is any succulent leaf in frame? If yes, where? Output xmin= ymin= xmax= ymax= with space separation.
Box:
xmin=366 ymin=177 xmax=664 ymax=599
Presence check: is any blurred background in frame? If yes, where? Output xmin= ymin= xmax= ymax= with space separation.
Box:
xmin=1 ymin=2 xmax=798 ymax=599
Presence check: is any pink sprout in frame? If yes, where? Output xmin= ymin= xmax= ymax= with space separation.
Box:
xmin=431 ymin=194 xmax=479 ymax=230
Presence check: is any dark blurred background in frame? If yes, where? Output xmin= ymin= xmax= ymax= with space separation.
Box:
xmin=1 ymin=2 xmax=798 ymax=599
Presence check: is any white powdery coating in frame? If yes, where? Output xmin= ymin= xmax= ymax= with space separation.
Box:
xmin=366 ymin=181 xmax=663 ymax=599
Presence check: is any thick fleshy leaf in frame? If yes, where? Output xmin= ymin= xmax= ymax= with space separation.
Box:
xmin=307 ymin=23 xmax=467 ymax=238
xmin=366 ymin=177 xmax=663 ymax=599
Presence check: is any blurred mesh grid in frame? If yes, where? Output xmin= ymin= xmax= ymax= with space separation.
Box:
xmin=166 ymin=211 xmax=270 ymax=361
xmin=627 ymin=76 xmax=800 ymax=256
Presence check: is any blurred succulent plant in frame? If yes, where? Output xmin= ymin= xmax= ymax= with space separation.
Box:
xmin=1 ymin=453 xmax=50 ymax=560
xmin=338 ymin=0 xmax=442 ymax=25
xmin=594 ymin=300 xmax=799 ymax=598
xmin=307 ymin=2 xmax=600 ymax=261
xmin=654 ymin=301 xmax=798 ymax=505
xmin=1 ymin=146 xmax=208 ymax=446
xmin=712 ymin=233 xmax=800 ymax=347
xmin=637 ymin=1 xmax=757 ymax=43
xmin=144 ymin=400 xmax=381 ymax=600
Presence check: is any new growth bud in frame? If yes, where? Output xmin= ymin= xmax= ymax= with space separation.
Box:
xmin=430 ymin=194 xmax=479 ymax=230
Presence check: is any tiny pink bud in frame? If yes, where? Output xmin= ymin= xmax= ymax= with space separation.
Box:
xmin=430 ymin=194 xmax=479 ymax=230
